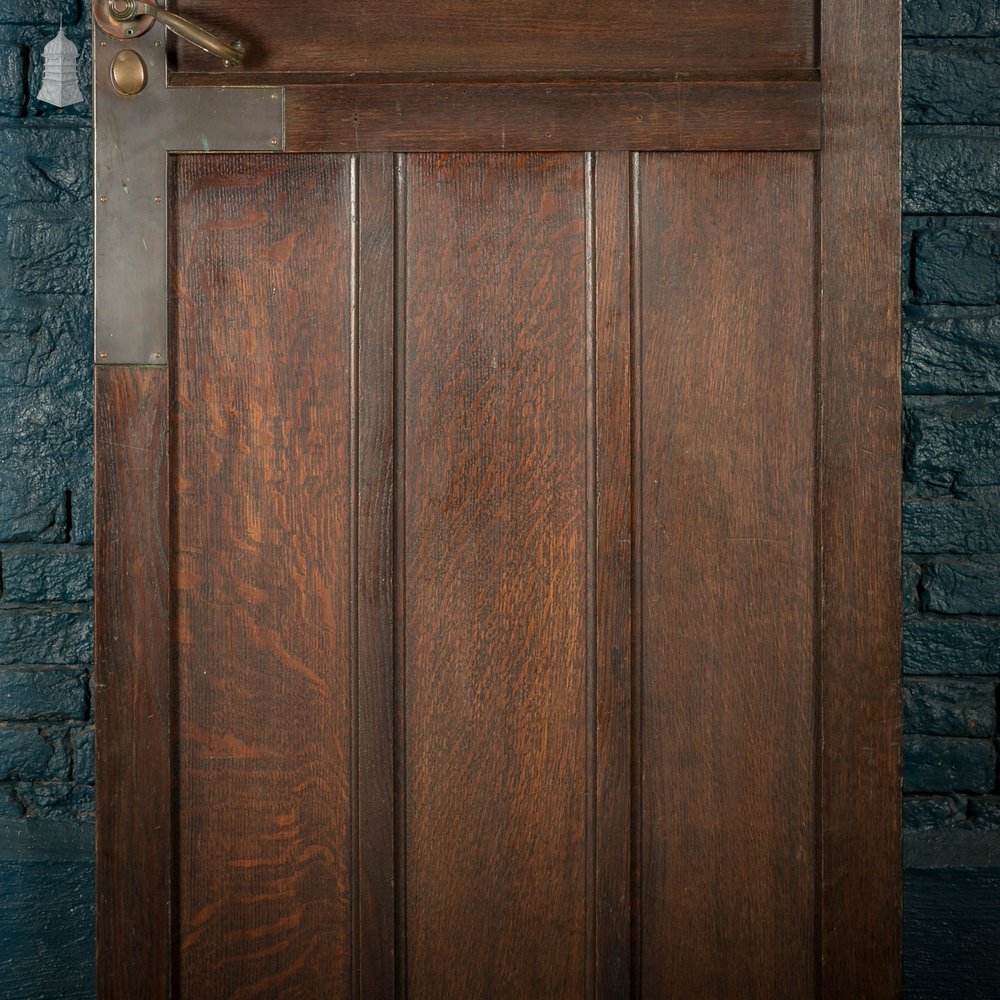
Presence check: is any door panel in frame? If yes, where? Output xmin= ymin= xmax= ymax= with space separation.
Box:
xmin=171 ymin=155 xmax=356 ymax=996
xmin=154 ymin=150 xmax=821 ymax=997
xmin=637 ymin=152 xmax=816 ymax=995
xmin=402 ymin=153 xmax=589 ymax=999
xmin=171 ymin=0 xmax=816 ymax=76
xmin=95 ymin=0 xmax=902 ymax=994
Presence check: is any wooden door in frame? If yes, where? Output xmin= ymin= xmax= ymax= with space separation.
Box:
xmin=93 ymin=1 xmax=901 ymax=997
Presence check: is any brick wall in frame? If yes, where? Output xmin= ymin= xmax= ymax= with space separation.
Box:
xmin=902 ymin=2 xmax=1000 ymax=831
xmin=0 ymin=3 xmax=92 ymax=814
xmin=0 ymin=2 xmax=94 ymax=996
xmin=902 ymin=2 xmax=1000 ymax=997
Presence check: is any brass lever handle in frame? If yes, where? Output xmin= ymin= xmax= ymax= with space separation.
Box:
xmin=105 ymin=0 xmax=246 ymax=67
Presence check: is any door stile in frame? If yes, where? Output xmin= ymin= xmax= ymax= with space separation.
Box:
xmin=818 ymin=0 xmax=903 ymax=993
xmin=94 ymin=365 xmax=173 ymax=1000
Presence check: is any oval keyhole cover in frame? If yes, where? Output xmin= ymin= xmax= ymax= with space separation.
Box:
xmin=110 ymin=49 xmax=148 ymax=96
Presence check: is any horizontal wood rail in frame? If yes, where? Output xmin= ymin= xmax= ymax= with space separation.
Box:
xmin=175 ymin=76 xmax=822 ymax=152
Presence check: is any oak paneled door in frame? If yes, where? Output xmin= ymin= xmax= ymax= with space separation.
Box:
xmin=93 ymin=0 xmax=901 ymax=997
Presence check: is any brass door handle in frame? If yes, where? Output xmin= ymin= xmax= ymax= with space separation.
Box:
xmin=96 ymin=0 xmax=246 ymax=67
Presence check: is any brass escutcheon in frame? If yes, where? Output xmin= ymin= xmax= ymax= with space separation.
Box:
xmin=110 ymin=49 xmax=148 ymax=96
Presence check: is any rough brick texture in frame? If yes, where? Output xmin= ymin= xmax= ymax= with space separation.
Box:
xmin=910 ymin=225 xmax=1000 ymax=306
xmin=904 ymin=47 xmax=1000 ymax=124
xmin=904 ymin=678 xmax=997 ymax=735
xmin=0 ymin=7 xmax=94 ymax=990
xmin=904 ymin=736 xmax=997 ymax=793
xmin=904 ymin=0 xmax=1000 ymax=37
xmin=902 ymin=12 xmax=1000 ymax=949
xmin=0 ymin=0 xmax=92 ymax=845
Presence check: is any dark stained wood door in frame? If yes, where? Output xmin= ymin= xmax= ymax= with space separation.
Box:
xmin=94 ymin=1 xmax=901 ymax=997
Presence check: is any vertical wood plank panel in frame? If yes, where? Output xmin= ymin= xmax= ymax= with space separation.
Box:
xmin=638 ymin=152 xmax=817 ymax=998
xmin=170 ymin=154 xmax=355 ymax=998
xmin=95 ymin=365 xmax=171 ymax=1000
xmin=593 ymin=150 xmax=633 ymax=1000
xmin=819 ymin=0 xmax=903 ymax=993
xmin=402 ymin=153 xmax=589 ymax=1000
xmin=356 ymin=152 xmax=398 ymax=1000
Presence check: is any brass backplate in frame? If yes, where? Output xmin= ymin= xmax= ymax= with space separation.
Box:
xmin=93 ymin=21 xmax=286 ymax=365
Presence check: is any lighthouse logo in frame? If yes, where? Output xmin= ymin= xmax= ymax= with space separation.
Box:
xmin=37 ymin=24 xmax=84 ymax=108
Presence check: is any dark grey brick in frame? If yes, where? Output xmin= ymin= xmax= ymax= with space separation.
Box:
xmin=0 ymin=123 xmax=91 ymax=206
xmin=905 ymin=494 xmax=1000 ymax=553
xmin=904 ymin=315 xmax=1000 ymax=393
xmin=1 ymin=546 xmax=92 ymax=603
xmin=905 ymin=47 xmax=1000 ymax=123
xmin=905 ymin=557 xmax=924 ymax=614
xmin=904 ymin=794 xmax=968 ymax=830
xmin=70 ymin=726 xmax=91 ymax=784
xmin=0 ymin=1 xmax=78 ymax=25
xmin=0 ymin=44 xmax=24 ymax=119
xmin=68 ymin=465 xmax=91 ymax=545
xmin=0 ymin=474 xmax=67 ymax=543
xmin=967 ymin=795 xmax=1000 ymax=827
xmin=904 ymin=678 xmax=997 ymax=736
xmin=0 ymin=611 xmax=91 ymax=664
xmin=0 ymin=725 xmax=68 ymax=780
xmin=0 ymin=668 xmax=86 ymax=719
xmin=905 ymin=396 xmax=1000 ymax=492
xmin=924 ymin=556 xmax=1000 ymax=614
xmin=0 ymin=302 xmax=92 ymax=393
xmin=0 ymin=780 xmax=94 ymax=820
xmin=7 ymin=217 xmax=91 ymax=295
xmin=904 ymin=0 xmax=1000 ymax=37
xmin=905 ymin=616 xmax=1000 ymax=674
xmin=904 ymin=735 xmax=997 ymax=792
xmin=912 ymin=227 xmax=999 ymax=305
xmin=904 ymin=133 xmax=1000 ymax=214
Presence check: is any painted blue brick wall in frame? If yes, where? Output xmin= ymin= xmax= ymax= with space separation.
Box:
xmin=2 ymin=0 xmax=998 ymax=996
xmin=0 ymin=1 xmax=94 ymax=997
xmin=903 ymin=2 xmax=1000 ymax=997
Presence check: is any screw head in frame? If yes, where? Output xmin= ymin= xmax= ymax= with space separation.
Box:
xmin=99 ymin=195 xmax=108 ymax=203
xmin=270 ymin=138 xmax=279 ymax=146
xmin=99 ymin=352 xmax=108 ymax=360
xmin=154 ymin=195 xmax=162 ymax=204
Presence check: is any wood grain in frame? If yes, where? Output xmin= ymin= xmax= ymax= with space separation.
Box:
xmin=98 ymin=0 xmax=903 ymax=980
xmin=637 ymin=152 xmax=817 ymax=997
xmin=592 ymin=151 xmax=633 ymax=1000
xmin=171 ymin=0 xmax=816 ymax=76
xmin=819 ymin=0 xmax=903 ymax=993
xmin=94 ymin=365 xmax=171 ymax=1000
xmin=401 ymin=153 xmax=590 ymax=999
xmin=170 ymin=154 xmax=355 ymax=998
xmin=279 ymin=80 xmax=820 ymax=154
xmin=356 ymin=153 xmax=398 ymax=1000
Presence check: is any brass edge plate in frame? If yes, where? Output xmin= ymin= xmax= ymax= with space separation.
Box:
xmin=94 ymin=23 xmax=285 ymax=365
